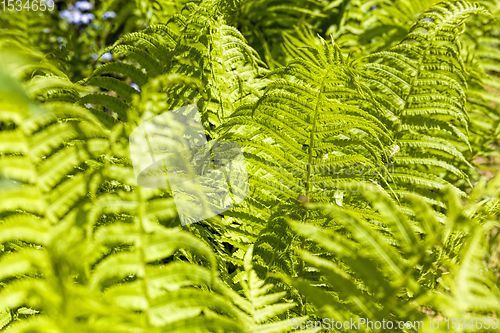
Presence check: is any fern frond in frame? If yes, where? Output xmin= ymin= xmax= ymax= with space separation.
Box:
xmin=281 ymin=181 xmax=500 ymax=325
xmin=361 ymin=0 xmax=486 ymax=208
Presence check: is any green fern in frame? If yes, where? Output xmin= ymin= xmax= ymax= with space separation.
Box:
xmin=281 ymin=180 xmax=500 ymax=331
xmin=361 ymin=1 xmax=488 ymax=210
xmin=1 ymin=1 xmax=500 ymax=332
xmin=0 ymin=43 xmax=309 ymax=332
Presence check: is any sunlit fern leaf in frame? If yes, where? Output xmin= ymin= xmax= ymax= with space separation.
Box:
xmin=252 ymin=206 xmax=298 ymax=280
xmin=360 ymin=0 xmax=488 ymax=209
xmin=206 ymin=19 xmax=269 ymax=125
xmin=0 ymin=307 xmax=10 ymax=330
xmin=78 ymin=93 xmax=130 ymax=121
xmin=0 ymin=205 xmax=254 ymax=332
xmin=215 ymin=36 xmax=394 ymax=312
xmin=81 ymin=62 xmax=149 ymax=87
xmin=459 ymin=1 xmax=500 ymax=166
xmin=281 ymin=181 xmax=500 ymax=326
xmin=221 ymin=36 xmax=390 ymax=206
xmin=88 ymin=208 xmax=247 ymax=329
xmin=81 ymin=3 xmax=266 ymax=134
xmin=1 ymin=1 xmax=499 ymax=332
xmin=0 ymin=55 xmax=277 ymax=333
xmin=0 ymin=9 xmax=62 ymax=57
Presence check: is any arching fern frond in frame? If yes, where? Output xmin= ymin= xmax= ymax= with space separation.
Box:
xmin=0 ymin=44 xmax=309 ymax=333
xmin=222 ymin=36 xmax=390 ymax=207
xmin=280 ymin=180 xmax=500 ymax=327
xmin=361 ymin=1 xmax=488 ymax=209
xmin=215 ymin=37 xmax=393 ymax=312
xmin=80 ymin=1 xmax=266 ymax=135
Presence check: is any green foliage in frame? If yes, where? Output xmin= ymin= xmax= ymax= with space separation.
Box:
xmin=1 ymin=0 xmax=500 ymax=332
xmin=281 ymin=180 xmax=500 ymax=330
xmin=361 ymin=1 xmax=487 ymax=209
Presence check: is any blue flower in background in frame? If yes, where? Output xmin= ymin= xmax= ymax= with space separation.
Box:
xmin=80 ymin=13 xmax=95 ymax=24
xmin=75 ymin=1 xmax=93 ymax=11
xmin=131 ymin=83 xmax=141 ymax=92
xmin=60 ymin=9 xmax=83 ymax=24
xmin=371 ymin=5 xmax=377 ymax=10
xmin=421 ymin=17 xmax=433 ymax=22
xmin=60 ymin=9 xmax=73 ymax=20
xmin=103 ymin=11 xmax=116 ymax=19
xmin=101 ymin=52 xmax=113 ymax=60
xmin=60 ymin=3 xmax=95 ymax=25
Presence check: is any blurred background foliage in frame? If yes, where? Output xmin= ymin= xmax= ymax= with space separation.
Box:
xmin=0 ymin=0 xmax=148 ymax=80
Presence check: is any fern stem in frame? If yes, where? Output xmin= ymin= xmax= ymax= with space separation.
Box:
xmin=305 ymin=72 xmax=327 ymax=197
xmin=297 ymin=234 xmax=306 ymax=316
xmin=136 ymin=186 xmax=153 ymax=328
xmin=298 ymin=70 xmax=327 ymax=316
